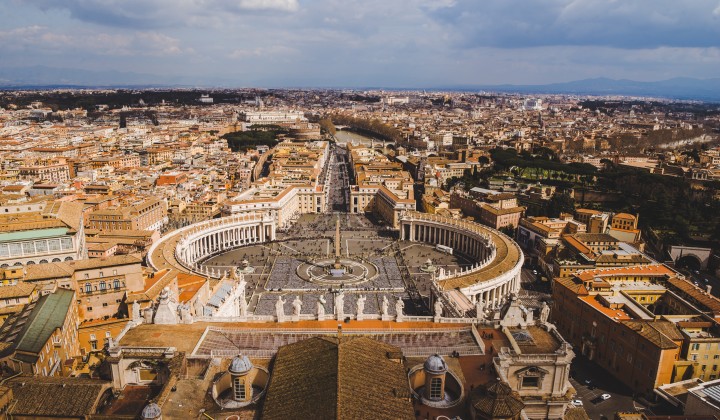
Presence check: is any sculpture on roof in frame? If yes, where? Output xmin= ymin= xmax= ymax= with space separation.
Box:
xmin=335 ymin=290 xmax=345 ymax=319
xmin=194 ymin=298 xmax=204 ymax=317
xmin=539 ymin=301 xmax=550 ymax=324
xmin=292 ymin=296 xmax=302 ymax=316
xmin=239 ymin=295 xmax=248 ymax=317
xmin=381 ymin=296 xmax=389 ymax=317
xmin=434 ymin=299 xmax=444 ymax=318
xmin=132 ymin=300 xmax=141 ymax=321
xmin=317 ymin=294 xmax=326 ymax=319
xmin=356 ymin=295 xmax=366 ymax=318
xmin=275 ymin=296 xmax=286 ymax=321
xmin=476 ymin=298 xmax=485 ymax=322
xmin=395 ymin=298 xmax=404 ymax=318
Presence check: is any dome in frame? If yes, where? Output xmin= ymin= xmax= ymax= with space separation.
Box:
xmin=229 ymin=354 xmax=253 ymax=374
xmin=141 ymin=402 xmax=162 ymax=419
xmin=423 ymin=354 xmax=447 ymax=374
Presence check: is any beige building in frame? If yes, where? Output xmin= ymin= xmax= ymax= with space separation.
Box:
xmin=88 ymin=197 xmax=167 ymax=232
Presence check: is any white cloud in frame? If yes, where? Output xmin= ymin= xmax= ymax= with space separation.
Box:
xmin=236 ymin=0 xmax=299 ymax=12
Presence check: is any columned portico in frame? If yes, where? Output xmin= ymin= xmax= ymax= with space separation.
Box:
xmin=399 ymin=212 xmax=524 ymax=314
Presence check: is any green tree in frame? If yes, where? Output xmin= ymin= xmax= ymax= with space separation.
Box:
xmin=318 ymin=118 xmax=336 ymax=136
xmin=547 ymin=192 xmax=575 ymax=218
xmin=500 ymin=224 xmax=516 ymax=237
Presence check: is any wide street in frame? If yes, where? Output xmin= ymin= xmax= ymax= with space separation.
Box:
xmin=569 ymin=355 xmax=652 ymax=420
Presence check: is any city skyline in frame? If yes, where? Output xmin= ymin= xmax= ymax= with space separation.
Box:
xmin=1 ymin=0 xmax=720 ymax=88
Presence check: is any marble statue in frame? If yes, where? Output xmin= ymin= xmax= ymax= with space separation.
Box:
xmin=317 ymin=295 xmax=326 ymax=318
xmin=292 ymin=296 xmax=302 ymax=316
xmin=143 ymin=307 xmax=154 ymax=324
xmin=381 ymin=296 xmax=389 ymax=316
xmin=539 ymin=301 xmax=550 ymax=324
xmin=194 ymin=298 xmax=204 ymax=317
xmin=434 ymin=299 xmax=443 ymax=318
xmin=179 ymin=304 xmax=192 ymax=323
xmin=476 ymin=299 xmax=485 ymax=322
xmin=239 ymin=295 xmax=248 ymax=317
xmin=276 ymin=296 xmax=286 ymax=320
xmin=237 ymin=274 xmax=247 ymax=300
xmin=132 ymin=300 xmax=140 ymax=321
xmin=395 ymin=298 xmax=404 ymax=317
xmin=356 ymin=295 xmax=366 ymax=317
xmin=335 ymin=291 xmax=345 ymax=318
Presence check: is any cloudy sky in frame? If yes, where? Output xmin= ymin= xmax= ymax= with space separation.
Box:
xmin=1 ymin=0 xmax=719 ymax=87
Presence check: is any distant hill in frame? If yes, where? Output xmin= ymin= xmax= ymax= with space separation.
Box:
xmin=457 ymin=77 xmax=720 ymax=102
xmin=1 ymin=66 xmax=719 ymax=102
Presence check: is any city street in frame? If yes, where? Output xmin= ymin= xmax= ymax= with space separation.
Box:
xmin=569 ymin=355 xmax=641 ymax=420
xmin=325 ymin=144 xmax=350 ymax=213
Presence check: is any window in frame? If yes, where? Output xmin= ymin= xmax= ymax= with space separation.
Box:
xmin=91 ymin=341 xmax=97 ymax=350
xmin=522 ymin=376 xmax=539 ymax=388
xmin=430 ymin=377 xmax=443 ymax=399
xmin=233 ymin=377 xmax=246 ymax=400
xmin=113 ymin=279 xmax=120 ymax=289
xmin=85 ymin=283 xmax=91 ymax=293
xmin=99 ymin=281 xmax=106 ymax=290
xmin=113 ymin=269 xmax=117 ymax=275
xmin=87 ymin=306 xmax=93 ymax=311
xmin=692 ymin=354 xmax=699 ymax=361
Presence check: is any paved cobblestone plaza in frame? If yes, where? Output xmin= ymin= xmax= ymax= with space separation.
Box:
xmin=202 ymin=213 xmax=473 ymax=316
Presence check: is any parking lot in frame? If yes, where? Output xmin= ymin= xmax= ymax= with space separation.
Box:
xmin=569 ymin=355 xmax=641 ymax=419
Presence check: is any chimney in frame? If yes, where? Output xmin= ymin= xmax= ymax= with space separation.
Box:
xmin=707 ymin=285 xmax=712 ymax=295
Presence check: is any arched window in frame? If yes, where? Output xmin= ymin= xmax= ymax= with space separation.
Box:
xmin=85 ymin=283 xmax=91 ymax=293
xmin=99 ymin=281 xmax=106 ymax=291
xmin=113 ymin=279 xmax=120 ymax=289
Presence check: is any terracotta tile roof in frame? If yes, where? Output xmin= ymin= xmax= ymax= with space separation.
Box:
xmin=575 ymin=264 xmax=674 ymax=282
xmin=621 ymin=320 xmax=681 ymax=349
xmin=469 ymin=380 xmax=524 ymax=418
xmin=261 ymin=336 xmax=414 ymax=420
xmin=0 ymin=282 xmax=36 ymax=299
xmin=579 ymin=295 xmax=632 ymax=321
xmin=554 ymin=277 xmax=589 ymax=295
xmin=7 ymin=376 xmax=112 ymax=418
xmin=666 ymin=277 xmax=720 ymax=316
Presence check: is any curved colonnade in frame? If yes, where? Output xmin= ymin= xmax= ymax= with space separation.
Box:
xmin=148 ymin=211 xmax=523 ymax=312
xmin=399 ymin=212 xmax=523 ymax=309
xmin=147 ymin=213 xmax=276 ymax=277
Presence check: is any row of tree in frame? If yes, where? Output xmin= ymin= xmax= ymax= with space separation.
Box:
xmin=221 ymin=125 xmax=288 ymax=152
xmin=327 ymin=114 xmax=403 ymax=143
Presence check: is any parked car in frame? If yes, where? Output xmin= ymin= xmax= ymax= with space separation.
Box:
xmin=601 ymin=393 xmax=611 ymax=400
xmin=572 ymin=399 xmax=583 ymax=407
